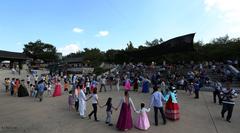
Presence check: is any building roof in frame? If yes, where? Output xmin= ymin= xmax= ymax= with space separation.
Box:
xmin=0 ymin=50 xmax=30 ymax=61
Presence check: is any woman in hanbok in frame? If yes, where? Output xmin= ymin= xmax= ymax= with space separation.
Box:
xmin=142 ymin=78 xmax=150 ymax=93
xmin=165 ymin=87 xmax=180 ymax=120
xmin=52 ymin=80 xmax=62 ymax=97
xmin=116 ymin=91 xmax=136 ymax=131
xmin=124 ymin=79 xmax=131 ymax=91
xmin=135 ymin=103 xmax=150 ymax=130
xmin=133 ymin=77 xmax=139 ymax=92
xmin=18 ymin=80 xmax=29 ymax=97
xmin=78 ymin=85 xmax=87 ymax=118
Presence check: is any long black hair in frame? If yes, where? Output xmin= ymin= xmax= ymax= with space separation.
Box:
xmin=141 ymin=103 xmax=145 ymax=109
xmin=106 ymin=97 xmax=112 ymax=106
xmin=124 ymin=90 xmax=129 ymax=97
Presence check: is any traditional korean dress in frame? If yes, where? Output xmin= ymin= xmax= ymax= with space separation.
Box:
xmin=124 ymin=79 xmax=131 ymax=91
xmin=18 ymin=83 xmax=29 ymax=97
xmin=116 ymin=97 xmax=136 ymax=131
xmin=135 ymin=108 xmax=150 ymax=130
xmin=142 ymin=79 xmax=150 ymax=93
xmin=78 ymin=89 xmax=87 ymax=117
xmin=133 ymin=78 xmax=139 ymax=92
xmin=165 ymin=92 xmax=180 ymax=120
xmin=52 ymin=82 xmax=62 ymax=97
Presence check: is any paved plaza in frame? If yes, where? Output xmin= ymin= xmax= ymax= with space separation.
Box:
xmin=0 ymin=88 xmax=239 ymax=133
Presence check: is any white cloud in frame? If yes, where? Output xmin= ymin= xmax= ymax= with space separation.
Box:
xmin=57 ymin=44 xmax=80 ymax=56
xmin=204 ymin=0 xmax=240 ymax=34
xmin=96 ymin=31 xmax=109 ymax=37
xmin=73 ymin=27 xmax=84 ymax=33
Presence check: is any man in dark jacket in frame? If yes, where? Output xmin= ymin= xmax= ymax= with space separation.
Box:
xmin=221 ymin=83 xmax=238 ymax=123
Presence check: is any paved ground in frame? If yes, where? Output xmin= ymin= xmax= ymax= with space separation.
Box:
xmin=0 ymin=87 xmax=239 ymax=133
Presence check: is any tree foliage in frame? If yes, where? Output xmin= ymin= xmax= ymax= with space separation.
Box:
xmin=145 ymin=38 xmax=163 ymax=47
xmin=65 ymin=48 xmax=105 ymax=66
xmin=23 ymin=40 xmax=58 ymax=62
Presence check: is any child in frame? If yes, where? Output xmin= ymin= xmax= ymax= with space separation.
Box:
xmin=100 ymin=97 xmax=117 ymax=126
xmin=47 ymin=82 xmax=52 ymax=97
xmin=68 ymin=90 xmax=75 ymax=111
xmin=135 ymin=103 xmax=150 ymax=130
xmin=64 ymin=81 xmax=69 ymax=92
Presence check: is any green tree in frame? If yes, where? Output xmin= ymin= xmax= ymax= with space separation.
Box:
xmin=23 ymin=40 xmax=58 ymax=62
xmin=145 ymin=38 xmax=163 ymax=47
xmin=82 ymin=48 xmax=105 ymax=66
xmin=125 ymin=41 xmax=135 ymax=51
xmin=211 ymin=34 xmax=229 ymax=45
xmin=105 ymin=49 xmax=120 ymax=63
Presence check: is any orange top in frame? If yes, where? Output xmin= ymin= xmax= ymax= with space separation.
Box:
xmin=64 ymin=83 xmax=69 ymax=89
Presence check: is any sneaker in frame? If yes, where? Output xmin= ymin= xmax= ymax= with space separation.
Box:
xmin=226 ymin=120 xmax=231 ymax=123
xmin=109 ymin=124 xmax=113 ymax=126
xmin=95 ymin=120 xmax=99 ymax=122
xmin=80 ymin=116 xmax=86 ymax=119
xmin=105 ymin=122 xmax=109 ymax=124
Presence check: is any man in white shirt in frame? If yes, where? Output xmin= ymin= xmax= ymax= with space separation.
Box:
xmin=99 ymin=76 xmax=107 ymax=92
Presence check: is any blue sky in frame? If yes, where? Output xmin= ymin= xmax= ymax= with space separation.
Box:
xmin=0 ymin=0 xmax=239 ymax=55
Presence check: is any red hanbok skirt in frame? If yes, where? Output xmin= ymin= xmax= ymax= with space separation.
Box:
xmin=165 ymin=97 xmax=180 ymax=120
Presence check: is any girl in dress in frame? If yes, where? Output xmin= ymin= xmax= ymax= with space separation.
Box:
xmin=100 ymin=97 xmax=117 ymax=126
xmin=116 ymin=91 xmax=136 ymax=131
xmin=135 ymin=103 xmax=151 ymax=130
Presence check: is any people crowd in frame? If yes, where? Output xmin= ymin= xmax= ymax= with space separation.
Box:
xmin=1 ymin=61 xmax=239 ymax=131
